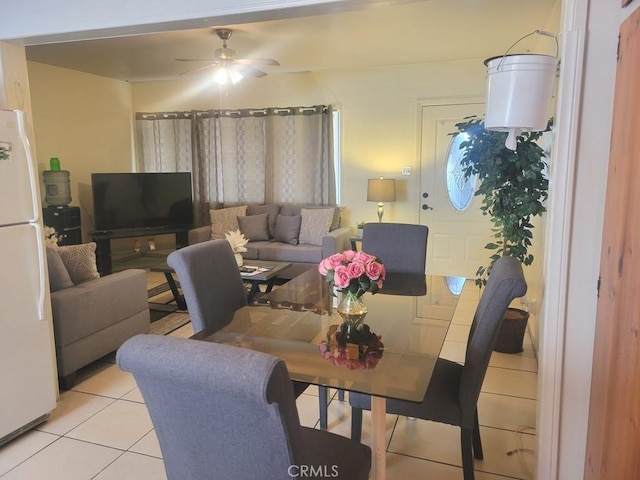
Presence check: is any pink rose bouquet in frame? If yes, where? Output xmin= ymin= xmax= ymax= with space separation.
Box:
xmin=318 ymin=250 xmax=385 ymax=297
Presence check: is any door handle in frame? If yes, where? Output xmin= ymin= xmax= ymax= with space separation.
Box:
xmin=422 ymin=192 xmax=433 ymax=210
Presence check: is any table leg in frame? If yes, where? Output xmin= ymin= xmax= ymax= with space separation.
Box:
xmin=246 ymin=281 xmax=260 ymax=303
xmin=371 ymin=396 xmax=386 ymax=480
xmin=264 ymin=278 xmax=277 ymax=294
xmin=164 ymin=272 xmax=187 ymax=310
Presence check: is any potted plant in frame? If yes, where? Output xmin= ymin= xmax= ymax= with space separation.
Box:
xmin=356 ymin=221 xmax=365 ymax=236
xmin=454 ymin=116 xmax=551 ymax=352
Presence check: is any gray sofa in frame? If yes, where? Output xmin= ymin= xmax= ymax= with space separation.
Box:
xmin=189 ymin=203 xmax=351 ymax=279
xmin=49 ymin=266 xmax=150 ymax=389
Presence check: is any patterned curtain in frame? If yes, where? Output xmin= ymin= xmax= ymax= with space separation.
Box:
xmin=136 ymin=105 xmax=335 ymax=227
xmin=135 ymin=112 xmax=193 ymax=172
xmin=265 ymin=106 xmax=335 ymax=205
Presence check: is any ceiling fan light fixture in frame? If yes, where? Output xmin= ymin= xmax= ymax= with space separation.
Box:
xmin=213 ymin=67 xmax=228 ymax=85
xmin=213 ymin=66 xmax=244 ymax=85
xmin=229 ymin=68 xmax=244 ymax=84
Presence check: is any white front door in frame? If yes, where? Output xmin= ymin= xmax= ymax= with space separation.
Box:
xmin=419 ymin=101 xmax=493 ymax=278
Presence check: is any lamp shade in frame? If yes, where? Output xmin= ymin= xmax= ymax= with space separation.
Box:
xmin=367 ymin=178 xmax=396 ymax=203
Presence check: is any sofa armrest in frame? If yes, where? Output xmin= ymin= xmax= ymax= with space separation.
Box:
xmin=322 ymin=227 xmax=351 ymax=258
xmin=189 ymin=226 xmax=211 ymax=245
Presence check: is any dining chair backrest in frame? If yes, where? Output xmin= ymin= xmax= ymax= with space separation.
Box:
xmin=167 ymin=239 xmax=247 ymax=334
xmin=361 ymin=222 xmax=429 ymax=274
xmin=116 ymin=334 xmax=304 ymax=480
xmin=459 ymin=256 xmax=527 ymax=427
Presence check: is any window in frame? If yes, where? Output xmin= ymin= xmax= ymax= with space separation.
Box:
xmin=333 ymin=108 xmax=342 ymax=205
xmin=445 ymin=133 xmax=476 ymax=212
xmin=445 ymin=276 xmax=466 ymax=296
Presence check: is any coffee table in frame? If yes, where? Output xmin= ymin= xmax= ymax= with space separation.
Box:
xmin=150 ymin=259 xmax=291 ymax=307
xmin=238 ymin=260 xmax=291 ymax=302
xmin=149 ymin=263 xmax=188 ymax=310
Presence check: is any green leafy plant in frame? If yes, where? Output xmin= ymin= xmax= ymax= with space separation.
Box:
xmin=454 ymin=116 xmax=551 ymax=286
xmin=356 ymin=221 xmax=365 ymax=229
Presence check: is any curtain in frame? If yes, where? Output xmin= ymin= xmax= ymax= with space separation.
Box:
xmin=136 ymin=105 xmax=335 ymax=227
xmin=136 ymin=112 xmax=193 ymax=172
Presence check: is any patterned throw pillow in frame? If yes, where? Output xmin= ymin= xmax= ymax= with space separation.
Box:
xmin=298 ymin=208 xmax=334 ymax=246
xmin=57 ymin=242 xmax=100 ymax=285
xmin=46 ymin=246 xmax=74 ymax=291
xmin=210 ymin=205 xmax=247 ymax=240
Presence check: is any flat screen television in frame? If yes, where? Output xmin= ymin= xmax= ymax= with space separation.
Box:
xmin=91 ymin=172 xmax=194 ymax=232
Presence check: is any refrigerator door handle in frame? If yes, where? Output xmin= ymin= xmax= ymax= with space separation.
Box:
xmin=32 ymin=223 xmax=47 ymax=321
xmin=16 ymin=110 xmax=41 ymax=224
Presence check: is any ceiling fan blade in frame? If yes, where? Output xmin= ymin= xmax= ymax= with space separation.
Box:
xmin=175 ymin=58 xmax=219 ymax=63
xmin=234 ymin=64 xmax=268 ymax=78
xmin=236 ymin=58 xmax=280 ymax=66
xmin=179 ymin=64 xmax=216 ymax=75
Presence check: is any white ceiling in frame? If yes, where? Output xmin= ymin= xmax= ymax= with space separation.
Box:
xmin=24 ymin=0 xmax=560 ymax=83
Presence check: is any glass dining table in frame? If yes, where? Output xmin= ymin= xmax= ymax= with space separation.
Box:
xmin=191 ymin=268 xmax=461 ymax=480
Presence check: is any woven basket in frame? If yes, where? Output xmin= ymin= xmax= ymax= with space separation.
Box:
xmin=494 ymin=308 xmax=529 ymax=353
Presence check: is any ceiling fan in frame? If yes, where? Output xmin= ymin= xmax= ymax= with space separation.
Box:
xmin=176 ymin=28 xmax=280 ymax=85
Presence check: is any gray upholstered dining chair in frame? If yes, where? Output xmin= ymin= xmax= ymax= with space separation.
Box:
xmin=317 ymin=222 xmax=430 ymax=428
xmin=167 ymin=239 xmax=247 ymax=334
xmin=361 ymin=222 xmax=429 ymax=274
xmin=167 ymin=239 xmax=309 ymax=398
xmin=349 ymin=255 xmax=527 ymax=480
xmin=117 ymin=335 xmax=371 ymax=480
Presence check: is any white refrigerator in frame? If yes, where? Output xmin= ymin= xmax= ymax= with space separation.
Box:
xmin=0 ymin=109 xmax=57 ymax=446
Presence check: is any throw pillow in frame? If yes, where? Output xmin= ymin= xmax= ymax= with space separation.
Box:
xmin=299 ymin=208 xmax=334 ymax=246
xmin=210 ymin=205 xmax=247 ymax=240
xmin=246 ymin=204 xmax=280 ymax=238
xmin=46 ymin=246 xmax=74 ymax=292
xmin=238 ymin=213 xmax=270 ymax=241
xmin=58 ymin=242 xmax=100 ymax=285
xmin=274 ymin=214 xmax=302 ymax=245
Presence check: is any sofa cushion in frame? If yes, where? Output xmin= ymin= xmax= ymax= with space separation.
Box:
xmin=246 ymin=204 xmax=280 ymax=238
xmin=299 ymin=208 xmax=334 ymax=246
xmin=274 ymin=214 xmax=302 ymax=245
xmin=243 ymin=241 xmax=267 ymax=260
xmin=210 ymin=205 xmax=247 ymax=240
xmin=257 ymin=242 xmax=324 ymax=264
xmin=279 ymin=204 xmax=340 ymax=231
xmin=46 ymin=246 xmax=74 ymax=292
xmin=58 ymin=243 xmax=100 ymax=285
xmin=238 ymin=213 xmax=270 ymax=241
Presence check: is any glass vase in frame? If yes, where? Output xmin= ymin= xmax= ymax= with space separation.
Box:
xmin=336 ymin=291 xmax=368 ymax=344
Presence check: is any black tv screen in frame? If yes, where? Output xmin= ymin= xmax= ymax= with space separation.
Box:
xmin=91 ymin=172 xmax=194 ymax=232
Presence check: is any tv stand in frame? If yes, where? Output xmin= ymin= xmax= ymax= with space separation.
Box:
xmin=90 ymin=227 xmax=190 ymax=276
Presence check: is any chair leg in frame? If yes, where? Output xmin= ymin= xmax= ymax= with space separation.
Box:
xmin=473 ymin=410 xmax=483 ymax=460
xmin=460 ymin=428 xmax=475 ymax=480
xmin=318 ymin=386 xmax=329 ymax=430
xmin=351 ymin=407 xmax=363 ymax=442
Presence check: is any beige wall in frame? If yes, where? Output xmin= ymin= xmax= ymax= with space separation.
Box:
xmin=28 ymin=62 xmax=134 ymax=241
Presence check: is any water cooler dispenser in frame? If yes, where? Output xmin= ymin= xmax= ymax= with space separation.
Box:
xmin=42 ymin=157 xmax=81 ymax=245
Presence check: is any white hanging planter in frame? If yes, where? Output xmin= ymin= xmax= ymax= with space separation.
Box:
xmin=484 ymin=53 xmax=558 ymax=149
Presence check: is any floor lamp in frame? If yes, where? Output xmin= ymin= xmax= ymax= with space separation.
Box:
xmin=367 ymin=178 xmax=396 ymax=222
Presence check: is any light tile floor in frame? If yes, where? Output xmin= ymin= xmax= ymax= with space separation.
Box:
xmin=0 ymin=275 xmax=537 ymax=479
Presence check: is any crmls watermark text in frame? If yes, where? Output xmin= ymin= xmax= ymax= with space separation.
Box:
xmin=288 ymin=465 xmax=339 ymax=478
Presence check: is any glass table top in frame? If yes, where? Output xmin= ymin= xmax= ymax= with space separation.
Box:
xmin=192 ymin=269 xmax=461 ymax=402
